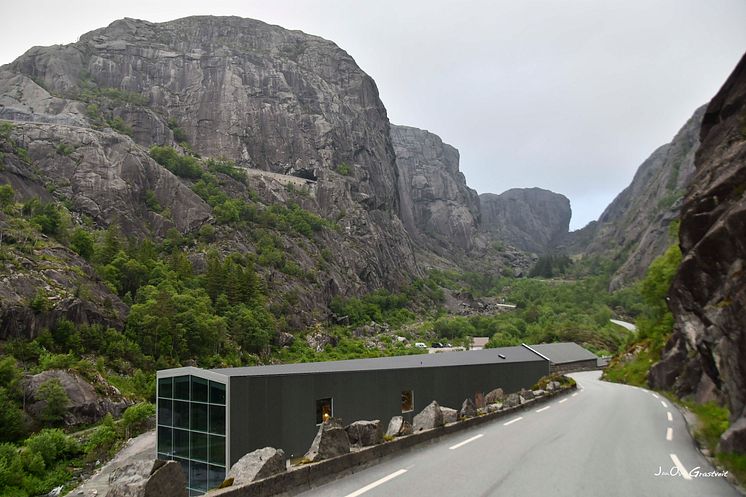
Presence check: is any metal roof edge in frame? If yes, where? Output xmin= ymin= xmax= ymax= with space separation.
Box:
xmin=156 ymin=366 xmax=229 ymax=383
xmin=521 ymin=343 xmax=552 ymax=362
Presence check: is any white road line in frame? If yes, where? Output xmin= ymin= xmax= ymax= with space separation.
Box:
xmin=558 ymin=398 xmax=568 ymax=404
xmin=667 ymin=411 xmax=673 ymax=422
xmin=571 ymin=393 xmax=578 ymax=397
xmin=449 ymin=434 xmax=483 ymax=450
xmin=666 ymin=427 xmax=673 ymax=441
xmin=670 ymin=454 xmax=692 ymax=480
xmin=536 ymin=406 xmax=551 ymax=413
xmin=652 ymin=393 xmax=660 ymax=399
xmin=661 ymin=400 xmax=668 ymax=408
xmin=344 ymin=469 xmax=408 ymax=497
xmin=503 ymin=417 xmax=523 ymax=426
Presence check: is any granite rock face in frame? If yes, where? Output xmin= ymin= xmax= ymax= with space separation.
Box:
xmin=413 ymin=400 xmax=444 ymax=432
xmin=649 ymin=53 xmax=746 ymax=453
xmin=391 ymin=124 xmax=480 ymax=253
xmin=304 ymin=418 xmax=350 ymax=462
xmin=345 ymin=420 xmax=383 ymax=447
xmin=385 ymin=416 xmax=413 ymax=437
xmin=479 ymin=188 xmax=571 ymax=254
xmin=561 ymin=106 xmax=705 ymax=289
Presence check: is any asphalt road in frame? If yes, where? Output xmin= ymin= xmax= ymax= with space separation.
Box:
xmin=296 ymin=371 xmax=739 ymax=497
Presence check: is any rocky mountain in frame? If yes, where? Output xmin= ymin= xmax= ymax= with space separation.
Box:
xmin=479 ymin=188 xmax=571 ymax=254
xmin=0 ymin=15 xmax=430 ymax=334
xmin=560 ymin=106 xmax=705 ymax=288
xmin=390 ymin=124 xmax=480 ymax=253
xmin=649 ymin=53 xmax=746 ymax=452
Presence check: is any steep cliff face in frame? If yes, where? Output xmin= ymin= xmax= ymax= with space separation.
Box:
xmin=562 ymin=106 xmax=704 ymax=288
xmin=649 ymin=54 xmax=746 ymax=452
xmin=390 ymin=124 xmax=480 ymax=253
xmin=0 ymin=15 xmax=420 ymax=301
xmin=479 ymin=188 xmax=571 ymax=254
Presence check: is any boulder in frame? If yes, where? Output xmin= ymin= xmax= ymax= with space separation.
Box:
xmin=504 ymin=393 xmax=520 ymax=408
xmin=385 ymin=416 xmax=413 ymax=437
xmin=413 ymin=401 xmax=444 ymax=432
xmin=304 ymin=418 xmax=350 ymax=462
xmin=718 ymin=417 xmax=746 ymax=454
xmin=532 ymin=390 xmax=546 ymax=397
xmin=24 ymin=369 xmax=130 ymax=427
xmin=459 ymin=398 xmax=476 ymax=419
xmin=485 ymin=388 xmax=504 ymax=405
xmin=345 ymin=420 xmax=383 ymax=447
xmin=273 ymin=332 xmax=295 ymax=348
xmin=546 ymin=381 xmax=561 ymax=391
xmin=440 ymin=407 xmax=458 ymax=424
xmin=226 ymin=447 xmax=285 ymax=485
xmin=519 ymin=389 xmax=535 ymax=404
xmin=487 ymin=403 xmax=502 ymax=413
xmin=305 ymin=332 xmax=339 ymax=352
xmin=106 ymin=460 xmax=187 ymax=497
xmin=474 ymin=392 xmax=486 ymax=409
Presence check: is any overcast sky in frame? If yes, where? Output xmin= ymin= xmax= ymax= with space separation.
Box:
xmin=1 ymin=1 xmax=745 ymax=229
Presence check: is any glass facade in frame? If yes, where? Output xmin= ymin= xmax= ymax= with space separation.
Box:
xmin=157 ymin=375 xmax=227 ymax=496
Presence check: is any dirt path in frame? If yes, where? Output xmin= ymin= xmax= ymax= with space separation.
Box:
xmin=67 ymin=430 xmax=155 ymax=496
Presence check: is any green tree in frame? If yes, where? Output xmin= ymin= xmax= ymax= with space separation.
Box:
xmin=70 ymin=228 xmax=95 ymax=260
xmin=0 ymin=388 xmax=27 ymax=442
xmin=0 ymin=184 xmax=14 ymax=209
xmin=37 ymin=379 xmax=70 ymax=424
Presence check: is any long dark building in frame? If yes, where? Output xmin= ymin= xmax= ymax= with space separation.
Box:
xmin=155 ymin=345 xmax=549 ymax=495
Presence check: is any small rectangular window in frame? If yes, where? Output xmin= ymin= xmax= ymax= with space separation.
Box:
xmin=209 ymin=435 xmax=226 ymax=466
xmin=191 ymin=403 xmax=208 ymax=432
xmin=158 ymin=398 xmax=173 ymax=427
xmin=191 ymin=377 xmax=208 ymax=403
xmin=208 ymin=465 xmax=226 ymax=489
xmin=316 ymin=398 xmax=333 ymax=424
xmin=401 ymin=390 xmax=414 ymax=413
xmin=209 ymin=405 xmax=226 ymax=435
xmin=209 ymin=381 xmax=226 ymax=405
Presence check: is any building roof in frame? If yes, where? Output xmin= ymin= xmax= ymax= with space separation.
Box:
xmin=183 ymin=345 xmax=547 ymax=378
xmin=471 ymin=337 xmax=490 ymax=348
xmin=525 ymin=342 xmax=598 ymax=364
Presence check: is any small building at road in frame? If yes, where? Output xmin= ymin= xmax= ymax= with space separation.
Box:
xmin=523 ymin=342 xmax=599 ymax=374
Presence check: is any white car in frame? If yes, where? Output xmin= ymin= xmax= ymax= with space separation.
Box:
xmin=414 ymin=342 xmax=427 ymax=348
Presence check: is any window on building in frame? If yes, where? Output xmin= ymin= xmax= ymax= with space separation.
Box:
xmin=401 ymin=390 xmax=414 ymax=413
xmin=316 ymin=398 xmax=333 ymax=424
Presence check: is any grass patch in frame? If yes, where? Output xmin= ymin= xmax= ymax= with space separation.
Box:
xmin=602 ymin=339 xmax=662 ymax=387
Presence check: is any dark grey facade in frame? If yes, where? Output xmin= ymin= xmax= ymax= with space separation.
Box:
xmin=156 ymin=345 xmax=549 ymax=495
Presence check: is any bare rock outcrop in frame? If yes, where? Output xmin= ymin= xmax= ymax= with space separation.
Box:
xmin=226 ymin=447 xmax=286 ymax=485
xmin=479 ymin=188 xmax=571 ymax=254
xmin=458 ymin=398 xmax=476 ymax=419
xmin=391 ymin=124 xmax=480 ymax=253
xmin=485 ymin=388 xmax=504 ymax=405
xmin=23 ymin=369 xmax=130 ymax=426
xmin=649 ymin=53 xmax=746 ymax=453
xmin=385 ymin=416 xmax=413 ymax=438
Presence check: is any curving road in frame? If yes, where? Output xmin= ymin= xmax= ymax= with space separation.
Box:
xmin=296 ymin=371 xmax=738 ymax=497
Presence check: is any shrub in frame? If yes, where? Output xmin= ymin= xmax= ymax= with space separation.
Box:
xmin=0 ymin=184 xmax=15 ymax=208
xmin=36 ymin=379 xmax=70 ymax=424
xmin=335 ymin=163 xmax=351 ymax=175
xmin=149 ymin=146 xmax=203 ymax=179
xmin=24 ymin=429 xmax=79 ymax=466
xmin=70 ymin=228 xmax=95 ymax=260
xmin=122 ymin=403 xmax=155 ymax=437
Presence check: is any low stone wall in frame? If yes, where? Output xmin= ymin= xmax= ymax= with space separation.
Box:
xmin=550 ymin=362 xmax=600 ymax=375
xmin=208 ymin=385 xmax=576 ymax=497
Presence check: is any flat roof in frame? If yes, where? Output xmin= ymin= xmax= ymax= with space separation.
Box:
xmin=189 ymin=345 xmax=546 ymax=378
xmin=526 ymin=342 xmax=598 ymax=364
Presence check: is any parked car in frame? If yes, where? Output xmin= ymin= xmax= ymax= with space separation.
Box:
xmin=431 ymin=342 xmax=444 ymax=348
xmin=415 ymin=342 xmax=427 ymax=348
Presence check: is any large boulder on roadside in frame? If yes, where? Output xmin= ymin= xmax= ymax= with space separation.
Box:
xmin=459 ymin=398 xmax=476 ymax=419
xmin=304 ymin=418 xmax=350 ymax=462
xmin=24 ymin=369 xmax=131 ymax=427
xmin=345 ymin=420 xmax=383 ymax=447
xmin=385 ymin=416 xmax=413 ymax=437
xmin=504 ymin=393 xmax=520 ymax=408
xmin=519 ymin=389 xmax=535 ymax=403
xmin=440 ymin=407 xmax=458 ymax=424
xmin=106 ymin=460 xmax=187 ymax=497
xmin=413 ymin=401 xmax=444 ymax=432
xmin=485 ymin=388 xmax=504 ymax=405
xmin=227 ymin=447 xmax=285 ymax=485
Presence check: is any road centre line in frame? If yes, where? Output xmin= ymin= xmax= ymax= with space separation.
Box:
xmin=343 ymin=469 xmax=408 ymax=497
xmin=667 ymin=427 xmax=673 ymax=441
xmin=558 ymin=398 xmax=568 ymax=404
xmin=652 ymin=393 xmax=660 ymax=399
xmin=536 ymin=406 xmax=551 ymax=413
xmin=661 ymin=400 xmax=668 ymax=408
xmin=670 ymin=454 xmax=692 ymax=480
xmin=449 ymin=434 xmax=484 ymax=450
xmin=571 ymin=393 xmax=578 ymax=397
xmin=503 ymin=417 xmax=523 ymax=426
xmin=667 ymin=411 xmax=673 ymax=422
